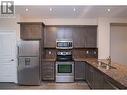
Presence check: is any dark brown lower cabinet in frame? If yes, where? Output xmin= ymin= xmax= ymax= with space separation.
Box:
xmin=103 ymin=77 xmax=119 ymax=89
xmin=41 ymin=61 xmax=55 ymax=81
xmin=75 ymin=61 xmax=85 ymax=80
xmin=93 ymin=69 xmax=104 ymax=89
xmin=85 ymin=62 xmax=118 ymax=89
xmin=85 ymin=63 xmax=94 ymax=88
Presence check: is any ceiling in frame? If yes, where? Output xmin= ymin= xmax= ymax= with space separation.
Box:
xmin=15 ymin=6 xmax=127 ymax=19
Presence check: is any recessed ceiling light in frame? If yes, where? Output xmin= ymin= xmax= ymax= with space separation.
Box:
xmin=107 ymin=8 xmax=110 ymax=12
xmin=25 ymin=8 xmax=29 ymax=12
xmin=49 ymin=8 xmax=53 ymax=11
xmin=73 ymin=8 xmax=76 ymax=11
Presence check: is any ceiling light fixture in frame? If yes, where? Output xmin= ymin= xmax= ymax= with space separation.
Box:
xmin=25 ymin=8 xmax=29 ymax=12
xmin=107 ymin=8 xmax=110 ymax=12
xmin=49 ymin=8 xmax=53 ymax=11
xmin=73 ymin=8 xmax=76 ymax=11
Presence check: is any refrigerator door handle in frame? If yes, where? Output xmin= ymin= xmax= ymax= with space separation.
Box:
xmin=17 ymin=46 xmax=19 ymax=66
xmin=17 ymin=46 xmax=19 ymax=56
xmin=11 ymin=59 xmax=14 ymax=61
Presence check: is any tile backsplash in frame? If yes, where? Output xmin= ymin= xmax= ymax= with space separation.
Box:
xmin=43 ymin=48 xmax=98 ymax=59
xmin=73 ymin=48 xmax=98 ymax=59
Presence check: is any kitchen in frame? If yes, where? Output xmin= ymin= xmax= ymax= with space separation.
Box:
xmin=0 ymin=6 xmax=127 ymax=89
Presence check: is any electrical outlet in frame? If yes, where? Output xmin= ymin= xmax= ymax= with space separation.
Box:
xmin=49 ymin=51 xmax=52 ymax=55
xmin=86 ymin=50 xmax=89 ymax=54
xmin=94 ymin=51 xmax=96 ymax=54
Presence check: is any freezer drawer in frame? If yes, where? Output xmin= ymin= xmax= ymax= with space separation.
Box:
xmin=18 ymin=57 xmax=40 ymax=85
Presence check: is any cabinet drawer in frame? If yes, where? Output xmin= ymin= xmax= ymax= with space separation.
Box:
xmin=42 ymin=64 xmax=54 ymax=67
xmin=41 ymin=61 xmax=55 ymax=80
xmin=42 ymin=72 xmax=54 ymax=76
xmin=42 ymin=68 xmax=54 ymax=72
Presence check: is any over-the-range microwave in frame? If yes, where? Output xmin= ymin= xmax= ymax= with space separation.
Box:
xmin=56 ymin=40 xmax=73 ymax=49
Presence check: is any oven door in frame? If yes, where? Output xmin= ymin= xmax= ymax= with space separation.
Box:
xmin=56 ymin=62 xmax=74 ymax=76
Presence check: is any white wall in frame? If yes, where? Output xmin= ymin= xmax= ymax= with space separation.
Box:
xmin=20 ymin=17 xmax=98 ymax=25
xmin=97 ymin=17 xmax=110 ymax=59
xmin=97 ymin=17 xmax=127 ymax=60
xmin=110 ymin=25 xmax=127 ymax=64
xmin=0 ymin=15 xmax=20 ymax=41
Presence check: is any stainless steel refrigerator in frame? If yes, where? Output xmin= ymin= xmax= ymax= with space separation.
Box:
xmin=18 ymin=41 xmax=40 ymax=85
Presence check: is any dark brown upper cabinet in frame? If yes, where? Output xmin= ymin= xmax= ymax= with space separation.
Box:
xmin=63 ymin=27 xmax=73 ymax=40
xmin=85 ymin=26 xmax=97 ymax=48
xmin=44 ymin=26 xmax=97 ymax=48
xmin=56 ymin=27 xmax=73 ymax=40
xmin=56 ymin=27 xmax=65 ymax=40
xmin=18 ymin=22 xmax=44 ymax=40
xmin=44 ymin=26 xmax=57 ymax=47
xmin=72 ymin=27 xmax=87 ymax=48
xmin=44 ymin=26 xmax=73 ymax=47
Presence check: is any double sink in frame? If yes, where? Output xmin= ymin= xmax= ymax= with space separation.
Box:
xmin=97 ymin=59 xmax=116 ymax=70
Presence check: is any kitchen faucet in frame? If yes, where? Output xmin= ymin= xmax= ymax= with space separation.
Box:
xmin=106 ymin=56 xmax=111 ymax=64
xmin=106 ymin=56 xmax=111 ymax=69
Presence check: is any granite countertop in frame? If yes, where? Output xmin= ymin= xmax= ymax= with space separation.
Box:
xmin=74 ymin=58 xmax=127 ymax=88
xmin=42 ymin=58 xmax=127 ymax=88
xmin=42 ymin=59 xmax=56 ymax=61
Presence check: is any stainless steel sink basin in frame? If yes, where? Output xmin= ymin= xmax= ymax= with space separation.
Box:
xmin=97 ymin=60 xmax=116 ymax=70
xmin=98 ymin=64 xmax=116 ymax=70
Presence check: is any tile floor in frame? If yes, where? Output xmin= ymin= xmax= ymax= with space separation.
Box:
xmin=0 ymin=81 xmax=90 ymax=90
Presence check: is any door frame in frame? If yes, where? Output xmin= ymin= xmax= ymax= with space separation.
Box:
xmin=0 ymin=30 xmax=17 ymax=83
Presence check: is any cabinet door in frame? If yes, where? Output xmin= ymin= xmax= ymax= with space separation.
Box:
xmin=56 ymin=27 xmax=65 ymax=40
xmin=20 ymin=24 xmax=42 ymax=40
xmin=64 ymin=27 xmax=73 ymax=40
xmin=73 ymin=27 xmax=86 ymax=48
xmin=56 ymin=27 xmax=73 ymax=40
xmin=85 ymin=26 xmax=97 ymax=48
xmin=41 ymin=61 xmax=55 ymax=80
xmin=30 ymin=24 xmax=42 ymax=39
xmin=44 ymin=27 xmax=57 ymax=47
xmin=103 ymin=77 xmax=118 ymax=89
xmin=93 ymin=69 xmax=104 ymax=89
xmin=85 ymin=63 xmax=89 ymax=82
xmin=89 ymin=66 xmax=94 ymax=89
xmin=85 ymin=63 xmax=94 ymax=89
xmin=75 ymin=61 xmax=85 ymax=80
xmin=20 ymin=24 xmax=31 ymax=39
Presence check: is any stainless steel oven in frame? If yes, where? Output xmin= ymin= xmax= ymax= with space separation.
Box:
xmin=56 ymin=40 xmax=74 ymax=82
xmin=56 ymin=40 xmax=73 ymax=49
xmin=56 ymin=51 xmax=73 ymax=61
xmin=56 ymin=61 xmax=74 ymax=82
